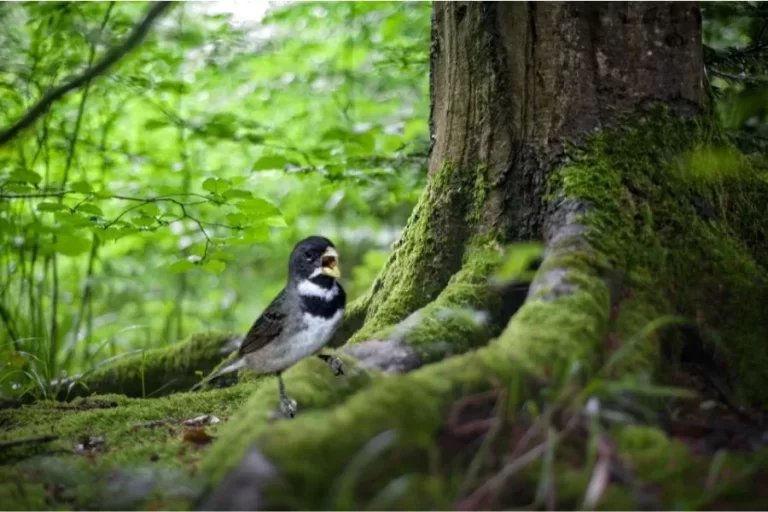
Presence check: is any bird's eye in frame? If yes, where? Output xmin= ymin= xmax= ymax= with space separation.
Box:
xmin=304 ymin=250 xmax=313 ymax=261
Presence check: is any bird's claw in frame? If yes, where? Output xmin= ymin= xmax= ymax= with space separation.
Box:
xmin=328 ymin=356 xmax=345 ymax=376
xmin=279 ymin=396 xmax=297 ymax=419
xmin=319 ymin=354 xmax=345 ymax=376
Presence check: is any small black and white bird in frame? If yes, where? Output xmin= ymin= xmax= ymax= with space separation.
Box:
xmin=236 ymin=235 xmax=346 ymax=418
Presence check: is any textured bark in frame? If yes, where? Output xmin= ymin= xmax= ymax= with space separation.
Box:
xmin=430 ymin=1 xmax=702 ymax=238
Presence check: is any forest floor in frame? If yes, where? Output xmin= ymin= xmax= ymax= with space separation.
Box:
xmin=3 ymin=346 xmax=768 ymax=511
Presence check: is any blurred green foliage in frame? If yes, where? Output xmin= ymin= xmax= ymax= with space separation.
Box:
xmin=0 ymin=1 xmax=765 ymax=400
xmin=703 ymin=1 xmax=768 ymax=136
xmin=0 ymin=1 xmax=429 ymax=397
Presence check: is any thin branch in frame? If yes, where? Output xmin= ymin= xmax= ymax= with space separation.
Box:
xmin=0 ymin=1 xmax=174 ymax=147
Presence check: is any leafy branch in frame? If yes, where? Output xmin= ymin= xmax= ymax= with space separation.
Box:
xmin=0 ymin=1 xmax=174 ymax=148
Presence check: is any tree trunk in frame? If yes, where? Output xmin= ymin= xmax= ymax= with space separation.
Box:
xmin=344 ymin=2 xmax=704 ymax=343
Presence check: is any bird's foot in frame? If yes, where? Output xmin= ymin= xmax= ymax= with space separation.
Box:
xmin=279 ymin=395 xmax=297 ymax=419
xmin=318 ymin=354 xmax=345 ymax=376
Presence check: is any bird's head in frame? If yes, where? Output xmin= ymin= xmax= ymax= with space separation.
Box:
xmin=288 ymin=235 xmax=341 ymax=281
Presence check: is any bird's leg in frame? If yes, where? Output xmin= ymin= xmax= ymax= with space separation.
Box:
xmin=276 ymin=372 xmax=297 ymax=418
xmin=317 ymin=353 xmax=345 ymax=376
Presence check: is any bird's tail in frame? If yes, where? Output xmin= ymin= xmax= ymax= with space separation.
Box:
xmin=189 ymin=356 xmax=247 ymax=392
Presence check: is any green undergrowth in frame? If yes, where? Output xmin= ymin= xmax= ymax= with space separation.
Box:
xmin=58 ymin=331 xmax=240 ymax=400
xmin=615 ymin=425 xmax=768 ymax=509
xmin=552 ymin=107 xmax=768 ymax=405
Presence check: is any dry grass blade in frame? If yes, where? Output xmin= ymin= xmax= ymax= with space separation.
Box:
xmin=581 ymin=436 xmax=614 ymax=510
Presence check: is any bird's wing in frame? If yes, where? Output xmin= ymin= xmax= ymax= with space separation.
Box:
xmin=238 ymin=289 xmax=289 ymax=356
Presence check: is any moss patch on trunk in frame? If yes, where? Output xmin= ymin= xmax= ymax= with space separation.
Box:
xmin=551 ymin=107 xmax=768 ymax=405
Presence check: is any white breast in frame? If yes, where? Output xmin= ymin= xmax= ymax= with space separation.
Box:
xmin=292 ymin=309 xmax=344 ymax=356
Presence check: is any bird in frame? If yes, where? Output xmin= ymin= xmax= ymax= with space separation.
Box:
xmin=236 ymin=235 xmax=347 ymax=418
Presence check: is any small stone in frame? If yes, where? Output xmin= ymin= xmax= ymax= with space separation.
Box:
xmin=183 ymin=414 xmax=221 ymax=427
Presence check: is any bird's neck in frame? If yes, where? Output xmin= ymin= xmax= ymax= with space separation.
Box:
xmin=295 ymin=274 xmax=341 ymax=299
xmin=296 ymin=274 xmax=345 ymax=318
xmin=307 ymin=274 xmax=336 ymax=290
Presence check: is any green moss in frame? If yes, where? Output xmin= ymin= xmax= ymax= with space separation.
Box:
xmin=328 ymin=294 xmax=370 ymax=347
xmin=351 ymin=162 xmax=492 ymax=343
xmin=551 ymin=108 xmax=768 ymax=404
xmin=497 ymin=269 xmax=610 ymax=378
xmin=0 ymin=379 xmax=258 ymax=510
xmin=59 ymin=331 xmax=239 ymax=400
xmin=361 ymin=241 xmax=506 ymax=358
xmin=201 ymin=265 xmax=614 ymax=506
xmin=613 ymin=425 xmax=768 ymax=509
xmin=199 ymin=352 xmax=376 ymax=484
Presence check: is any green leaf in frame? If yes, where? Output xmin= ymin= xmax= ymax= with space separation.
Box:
xmin=226 ymin=213 xmax=247 ymax=226
xmin=131 ymin=216 xmax=155 ymax=227
xmin=243 ymin=224 xmax=269 ymax=243
xmin=70 ymin=181 xmax=92 ymax=194
xmin=210 ymin=250 xmax=234 ymax=262
xmin=168 ymin=259 xmax=197 ymax=273
xmin=265 ymin=216 xmax=288 ymax=228
xmin=223 ymin=188 xmax=252 ymax=200
xmin=96 ymin=227 xmax=139 ymax=242
xmin=252 ymin=155 xmax=287 ymax=171
xmin=235 ymin=197 xmax=281 ymax=218
xmin=139 ymin=203 xmax=161 ymax=216
xmin=243 ymin=133 xmax=265 ymax=144
xmin=202 ymin=260 xmax=226 ymax=274
xmin=144 ymin=118 xmax=169 ymax=131
xmin=494 ymin=242 xmax=544 ymax=282
xmin=53 ymin=235 xmax=91 ymax=256
xmin=202 ymin=178 xmax=230 ymax=194
xmin=349 ymin=131 xmax=375 ymax=153
xmin=9 ymin=169 xmax=42 ymax=185
xmin=54 ymin=211 xmax=92 ymax=228
xmin=321 ymin=127 xmax=349 ymax=142
xmin=77 ymin=204 xmax=103 ymax=216
xmin=37 ymin=202 xmax=68 ymax=212
xmin=3 ymin=184 xmax=32 ymax=194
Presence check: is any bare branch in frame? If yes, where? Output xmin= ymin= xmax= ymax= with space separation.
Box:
xmin=0 ymin=1 xmax=174 ymax=147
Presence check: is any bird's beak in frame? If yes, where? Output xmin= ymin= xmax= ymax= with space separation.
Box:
xmin=320 ymin=247 xmax=341 ymax=279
